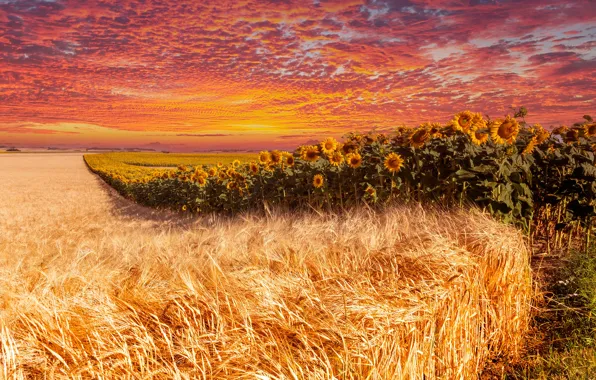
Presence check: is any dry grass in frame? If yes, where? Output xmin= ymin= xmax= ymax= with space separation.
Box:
xmin=0 ymin=153 xmax=533 ymax=379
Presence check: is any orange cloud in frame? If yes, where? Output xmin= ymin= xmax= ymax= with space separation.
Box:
xmin=0 ymin=0 xmax=594 ymax=150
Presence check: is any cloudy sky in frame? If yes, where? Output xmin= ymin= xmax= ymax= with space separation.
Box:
xmin=0 ymin=0 xmax=594 ymax=150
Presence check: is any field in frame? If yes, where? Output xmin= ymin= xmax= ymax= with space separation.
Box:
xmin=0 ymin=153 xmax=532 ymax=378
xmin=83 ymin=152 xmax=257 ymax=181
xmin=111 ymin=152 xmax=258 ymax=167
xmin=84 ymin=113 xmax=596 ymax=248
xmin=4 ymin=111 xmax=596 ymax=378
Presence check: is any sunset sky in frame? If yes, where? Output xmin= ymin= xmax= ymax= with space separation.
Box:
xmin=0 ymin=0 xmax=594 ymax=151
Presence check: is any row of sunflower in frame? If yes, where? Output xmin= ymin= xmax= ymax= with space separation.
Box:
xmin=85 ymin=111 xmax=596 ymax=237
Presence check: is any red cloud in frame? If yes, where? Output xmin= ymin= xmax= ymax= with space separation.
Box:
xmin=0 ymin=0 xmax=594 ymax=149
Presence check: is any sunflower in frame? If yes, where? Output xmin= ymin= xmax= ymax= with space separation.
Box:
xmin=522 ymin=136 xmax=537 ymax=155
xmin=341 ymin=142 xmax=358 ymax=155
xmin=196 ymin=175 xmax=207 ymax=186
xmin=410 ymin=126 xmax=430 ymax=148
xmin=328 ymin=151 xmax=344 ymax=167
xmin=395 ymin=126 xmax=408 ymax=136
xmin=384 ymin=152 xmax=404 ymax=173
xmin=218 ymin=171 xmax=228 ymax=180
xmin=259 ymin=151 xmax=271 ymax=164
xmin=194 ymin=168 xmax=208 ymax=178
xmin=226 ymin=181 xmax=238 ymax=190
xmin=232 ymin=159 xmax=241 ymax=168
xmin=535 ymin=124 xmax=550 ymax=144
xmin=489 ymin=116 xmax=520 ymax=144
xmin=365 ymin=185 xmax=376 ymax=197
xmin=217 ymin=162 xmax=224 ymax=168
xmin=377 ymin=134 xmax=389 ymax=144
xmin=301 ymin=145 xmax=320 ymax=162
xmin=249 ymin=162 xmax=259 ymax=174
xmin=313 ymin=174 xmax=324 ymax=188
xmin=470 ymin=130 xmax=489 ymax=145
xmin=285 ymin=155 xmax=295 ymax=167
xmin=346 ymin=153 xmax=362 ymax=168
xmin=584 ymin=123 xmax=596 ymax=137
xmin=320 ymin=137 xmax=338 ymax=155
xmin=208 ymin=167 xmax=218 ymax=177
xmin=471 ymin=113 xmax=487 ymax=130
xmin=182 ymin=205 xmax=187 ymax=211
xmin=425 ymin=122 xmax=444 ymax=139
xmin=270 ymin=150 xmax=283 ymax=164
xmin=552 ymin=125 xmax=568 ymax=135
xmin=177 ymin=164 xmax=188 ymax=172
xmin=451 ymin=111 xmax=475 ymax=133
xmin=565 ymin=128 xmax=580 ymax=143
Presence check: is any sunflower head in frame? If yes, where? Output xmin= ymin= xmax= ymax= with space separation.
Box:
xmin=365 ymin=185 xmax=376 ymax=197
xmin=226 ymin=181 xmax=239 ymax=190
xmin=328 ymin=151 xmax=344 ymax=167
xmin=522 ymin=136 xmax=537 ymax=155
xmin=534 ymin=124 xmax=550 ymax=144
xmin=249 ymin=162 xmax=259 ymax=174
xmin=489 ymin=116 xmax=520 ymax=144
xmin=376 ymin=134 xmax=389 ymax=144
xmin=177 ymin=164 xmax=188 ymax=172
xmin=313 ymin=174 xmax=324 ymax=188
xmin=285 ymin=155 xmax=295 ymax=167
xmin=584 ymin=123 xmax=596 ymax=137
xmin=259 ymin=151 xmax=271 ymax=164
xmin=218 ymin=171 xmax=228 ymax=180
xmin=196 ymin=175 xmax=207 ymax=186
xmin=423 ymin=122 xmax=443 ymax=139
xmin=194 ymin=168 xmax=208 ymax=178
xmin=565 ymin=128 xmax=580 ymax=143
xmin=410 ymin=126 xmax=430 ymax=148
xmin=217 ymin=162 xmax=224 ymax=168
xmin=346 ymin=153 xmax=363 ymax=168
xmin=451 ymin=111 xmax=475 ymax=133
xmin=384 ymin=152 xmax=404 ymax=173
xmin=208 ymin=167 xmax=218 ymax=177
xmin=301 ymin=145 xmax=320 ymax=162
xmin=552 ymin=125 xmax=568 ymax=135
xmin=320 ymin=137 xmax=338 ymax=154
xmin=182 ymin=205 xmax=187 ymax=211
xmin=470 ymin=130 xmax=489 ymax=145
xmin=471 ymin=113 xmax=487 ymax=130
xmin=341 ymin=142 xmax=358 ymax=155
xmin=270 ymin=150 xmax=282 ymax=164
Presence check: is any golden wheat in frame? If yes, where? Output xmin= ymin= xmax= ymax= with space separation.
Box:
xmin=0 ymin=153 xmax=532 ymax=379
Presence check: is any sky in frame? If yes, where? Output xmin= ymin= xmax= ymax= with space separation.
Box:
xmin=0 ymin=0 xmax=594 ymax=151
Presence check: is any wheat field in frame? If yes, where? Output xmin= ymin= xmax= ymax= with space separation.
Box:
xmin=0 ymin=153 xmax=532 ymax=379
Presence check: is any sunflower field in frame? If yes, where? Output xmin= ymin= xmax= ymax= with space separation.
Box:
xmin=85 ymin=111 xmax=596 ymax=246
